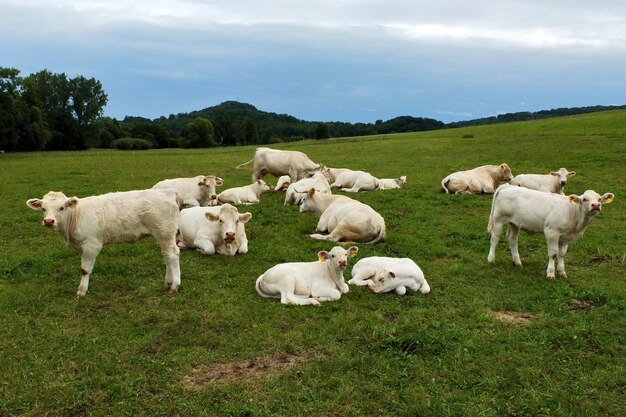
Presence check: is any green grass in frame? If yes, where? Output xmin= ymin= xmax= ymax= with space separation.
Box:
xmin=1 ymin=110 xmax=625 ymax=416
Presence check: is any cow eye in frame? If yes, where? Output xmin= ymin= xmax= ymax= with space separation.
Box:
xmin=582 ymin=198 xmax=588 ymax=202
xmin=59 ymin=206 xmax=64 ymax=211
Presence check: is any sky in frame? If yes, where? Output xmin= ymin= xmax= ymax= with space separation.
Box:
xmin=2 ymin=0 xmax=626 ymax=124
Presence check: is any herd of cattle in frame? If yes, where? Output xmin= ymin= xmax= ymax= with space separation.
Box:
xmin=26 ymin=147 xmax=614 ymax=303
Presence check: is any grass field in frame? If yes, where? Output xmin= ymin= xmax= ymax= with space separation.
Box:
xmin=1 ymin=110 xmax=625 ymax=416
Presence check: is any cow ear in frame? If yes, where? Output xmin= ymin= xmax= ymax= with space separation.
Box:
xmin=26 ymin=198 xmax=43 ymax=210
xmin=388 ymin=270 xmax=396 ymax=279
xmin=601 ymin=193 xmax=614 ymax=204
xmin=66 ymin=197 xmax=79 ymax=209
xmin=500 ymin=164 xmax=508 ymax=172
xmin=348 ymin=246 xmax=358 ymax=257
xmin=317 ymin=251 xmax=329 ymax=262
xmin=308 ymin=188 xmax=316 ymax=197
xmin=239 ymin=212 xmax=252 ymax=223
xmin=568 ymin=171 xmax=576 ymax=177
xmin=216 ymin=177 xmax=224 ymax=186
xmin=550 ymin=171 xmax=558 ymax=176
xmin=568 ymin=195 xmax=582 ymax=205
xmin=205 ymin=212 xmax=219 ymax=222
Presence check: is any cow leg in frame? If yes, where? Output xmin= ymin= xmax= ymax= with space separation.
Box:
xmin=76 ymin=245 xmax=102 ymax=298
xmin=557 ymin=243 xmax=569 ymax=278
xmin=237 ymin=239 xmax=249 ymax=254
xmin=544 ymin=230 xmax=559 ymax=279
xmin=281 ymin=291 xmax=320 ymax=306
xmin=312 ymin=287 xmax=342 ymax=302
xmin=159 ymin=239 xmax=181 ymax=293
xmin=193 ymin=236 xmax=216 ymax=255
xmin=347 ymin=274 xmax=373 ymax=286
xmin=487 ymin=221 xmax=504 ymax=263
xmin=507 ymin=224 xmax=522 ymax=266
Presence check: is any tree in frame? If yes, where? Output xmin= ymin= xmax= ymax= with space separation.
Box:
xmin=69 ymin=76 xmax=108 ymax=148
xmin=314 ymin=122 xmax=330 ymax=140
xmin=180 ymin=117 xmax=216 ymax=148
xmin=231 ymin=117 xmax=258 ymax=145
xmin=129 ymin=123 xmax=171 ymax=148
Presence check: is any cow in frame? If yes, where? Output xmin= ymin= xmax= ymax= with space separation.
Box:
xmin=255 ymin=246 xmax=358 ymax=306
xmin=177 ymin=204 xmax=252 ymax=255
xmin=236 ymin=147 xmax=321 ymax=182
xmin=377 ymin=176 xmax=407 ymax=190
xmin=217 ymin=179 xmax=270 ymax=205
xmin=487 ymin=184 xmax=615 ymax=279
xmin=510 ymin=167 xmax=576 ymax=195
xmin=441 ymin=163 xmax=513 ymax=194
xmin=299 ymin=188 xmax=386 ymax=243
xmin=152 ymin=175 xmax=224 ymax=207
xmin=284 ymin=172 xmax=331 ymax=205
xmin=348 ymin=257 xmax=430 ymax=295
xmin=321 ymin=166 xmax=379 ymax=192
xmin=274 ymin=175 xmax=292 ymax=191
xmin=26 ymin=189 xmax=181 ymax=297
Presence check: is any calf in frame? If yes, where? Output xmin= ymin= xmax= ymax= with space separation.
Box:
xmin=26 ymin=189 xmax=181 ymax=297
xmin=349 ymin=257 xmax=430 ymax=295
xmin=377 ymin=176 xmax=407 ymax=190
xmin=255 ymin=246 xmax=358 ymax=306
xmin=299 ymin=188 xmax=386 ymax=243
xmin=322 ymin=166 xmax=379 ymax=192
xmin=237 ymin=147 xmax=321 ymax=182
xmin=510 ymin=167 xmax=575 ymax=194
xmin=284 ymin=172 xmax=331 ymax=205
xmin=274 ymin=175 xmax=292 ymax=191
xmin=217 ymin=180 xmax=270 ymax=205
xmin=152 ymin=175 xmax=224 ymax=206
xmin=441 ymin=163 xmax=513 ymax=194
xmin=487 ymin=185 xmax=614 ymax=279
xmin=177 ymin=204 xmax=252 ymax=255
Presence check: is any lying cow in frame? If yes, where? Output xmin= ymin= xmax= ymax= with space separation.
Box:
xmin=26 ymin=189 xmax=181 ymax=297
xmin=377 ymin=176 xmax=407 ymax=190
xmin=236 ymin=147 xmax=320 ymax=182
xmin=255 ymin=246 xmax=358 ymax=306
xmin=322 ymin=166 xmax=379 ymax=192
xmin=349 ymin=257 xmax=430 ymax=295
xmin=217 ymin=179 xmax=270 ymax=205
xmin=299 ymin=188 xmax=386 ymax=243
xmin=284 ymin=172 xmax=331 ymax=205
xmin=510 ymin=167 xmax=575 ymax=195
xmin=177 ymin=204 xmax=251 ymax=255
xmin=274 ymin=175 xmax=292 ymax=191
xmin=487 ymin=185 xmax=615 ymax=279
xmin=152 ymin=175 xmax=224 ymax=207
xmin=441 ymin=163 xmax=513 ymax=194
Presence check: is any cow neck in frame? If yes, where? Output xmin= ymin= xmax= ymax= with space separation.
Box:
xmin=312 ymin=193 xmax=336 ymax=215
xmin=571 ymin=204 xmax=597 ymax=233
xmin=61 ymin=206 xmax=80 ymax=251
xmin=322 ymin=261 xmax=345 ymax=291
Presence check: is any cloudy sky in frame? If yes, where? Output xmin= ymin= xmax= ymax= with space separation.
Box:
xmin=2 ymin=0 xmax=625 ymax=123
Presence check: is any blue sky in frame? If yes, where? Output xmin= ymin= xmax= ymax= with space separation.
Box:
xmin=2 ymin=0 xmax=625 ymax=123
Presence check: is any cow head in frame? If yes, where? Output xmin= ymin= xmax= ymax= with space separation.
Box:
xmin=254 ymin=179 xmax=271 ymax=193
xmin=397 ymin=176 xmax=407 ymax=187
xmin=551 ymin=168 xmax=575 ymax=187
xmin=500 ymin=163 xmax=514 ymax=182
xmin=26 ymin=191 xmax=78 ymax=230
xmin=299 ymin=188 xmax=317 ymax=213
xmin=205 ymin=203 xmax=252 ymax=244
xmin=367 ymin=268 xmax=430 ymax=294
xmin=199 ymin=175 xmax=224 ymax=203
xmin=568 ymin=190 xmax=614 ymax=215
xmin=318 ymin=246 xmax=358 ymax=270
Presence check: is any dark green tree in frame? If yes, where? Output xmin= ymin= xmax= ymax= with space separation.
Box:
xmin=314 ymin=122 xmax=330 ymax=140
xmin=69 ymin=76 xmax=108 ymax=148
xmin=180 ymin=117 xmax=216 ymax=148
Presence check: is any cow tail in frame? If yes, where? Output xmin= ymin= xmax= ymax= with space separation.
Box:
xmin=488 ymin=185 xmax=504 ymax=233
xmin=368 ymin=218 xmax=386 ymax=244
xmin=441 ymin=178 xmax=451 ymax=194
xmin=236 ymin=157 xmax=255 ymax=169
xmin=255 ymin=275 xmax=274 ymax=299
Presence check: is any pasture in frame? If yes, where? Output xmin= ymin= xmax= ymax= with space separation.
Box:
xmin=1 ymin=110 xmax=625 ymax=416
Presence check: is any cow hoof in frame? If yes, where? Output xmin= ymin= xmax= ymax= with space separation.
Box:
xmin=168 ymin=287 xmax=179 ymax=295
xmin=74 ymin=292 xmax=85 ymax=299
xmin=547 ymin=275 xmax=556 ymax=280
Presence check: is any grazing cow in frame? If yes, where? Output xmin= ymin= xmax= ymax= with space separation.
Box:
xmin=377 ymin=176 xmax=407 ymax=190
xmin=441 ymin=163 xmax=513 ymax=194
xmin=152 ymin=175 xmax=224 ymax=207
xmin=274 ymin=175 xmax=292 ymax=191
xmin=284 ymin=172 xmax=331 ymax=205
xmin=236 ymin=147 xmax=321 ymax=182
xmin=177 ymin=204 xmax=252 ymax=255
xmin=255 ymin=246 xmax=358 ymax=306
xmin=299 ymin=188 xmax=386 ymax=243
xmin=349 ymin=257 xmax=430 ymax=295
xmin=26 ymin=189 xmax=181 ymax=297
xmin=217 ymin=180 xmax=270 ymax=205
xmin=322 ymin=166 xmax=379 ymax=192
xmin=487 ymin=185 xmax=615 ymax=279
xmin=510 ymin=167 xmax=576 ymax=195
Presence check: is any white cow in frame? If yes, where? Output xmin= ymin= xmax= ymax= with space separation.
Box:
xmin=236 ymin=147 xmax=321 ymax=182
xmin=274 ymin=175 xmax=292 ymax=191
xmin=322 ymin=166 xmax=379 ymax=192
xmin=349 ymin=257 xmax=430 ymax=295
xmin=152 ymin=175 xmax=224 ymax=207
xmin=26 ymin=189 xmax=181 ymax=297
xmin=284 ymin=172 xmax=332 ymax=205
xmin=487 ymin=185 xmax=615 ymax=279
xmin=377 ymin=176 xmax=407 ymax=190
xmin=177 ymin=204 xmax=252 ymax=255
xmin=510 ymin=167 xmax=576 ymax=195
xmin=299 ymin=188 xmax=386 ymax=243
xmin=441 ymin=163 xmax=513 ymax=194
xmin=217 ymin=180 xmax=270 ymax=205
xmin=255 ymin=246 xmax=358 ymax=306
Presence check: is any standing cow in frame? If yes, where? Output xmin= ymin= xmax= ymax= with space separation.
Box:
xmin=510 ymin=167 xmax=575 ymax=194
xmin=152 ymin=175 xmax=224 ymax=207
xmin=487 ymin=185 xmax=615 ymax=279
xmin=441 ymin=163 xmax=513 ymax=194
xmin=26 ymin=189 xmax=181 ymax=297
xmin=236 ymin=147 xmax=321 ymax=182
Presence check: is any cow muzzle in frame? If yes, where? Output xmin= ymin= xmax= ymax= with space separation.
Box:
xmin=224 ymin=232 xmax=236 ymax=243
xmin=560 ymin=181 xmax=567 ymax=186
xmin=338 ymin=260 xmax=347 ymax=269
xmin=43 ymin=218 xmax=55 ymax=227
xmin=591 ymin=204 xmax=601 ymax=211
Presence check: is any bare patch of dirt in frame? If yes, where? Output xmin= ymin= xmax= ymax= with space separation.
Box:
xmin=566 ymin=298 xmax=595 ymax=311
xmin=181 ymin=352 xmax=311 ymax=388
xmin=489 ymin=310 xmax=535 ymax=327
